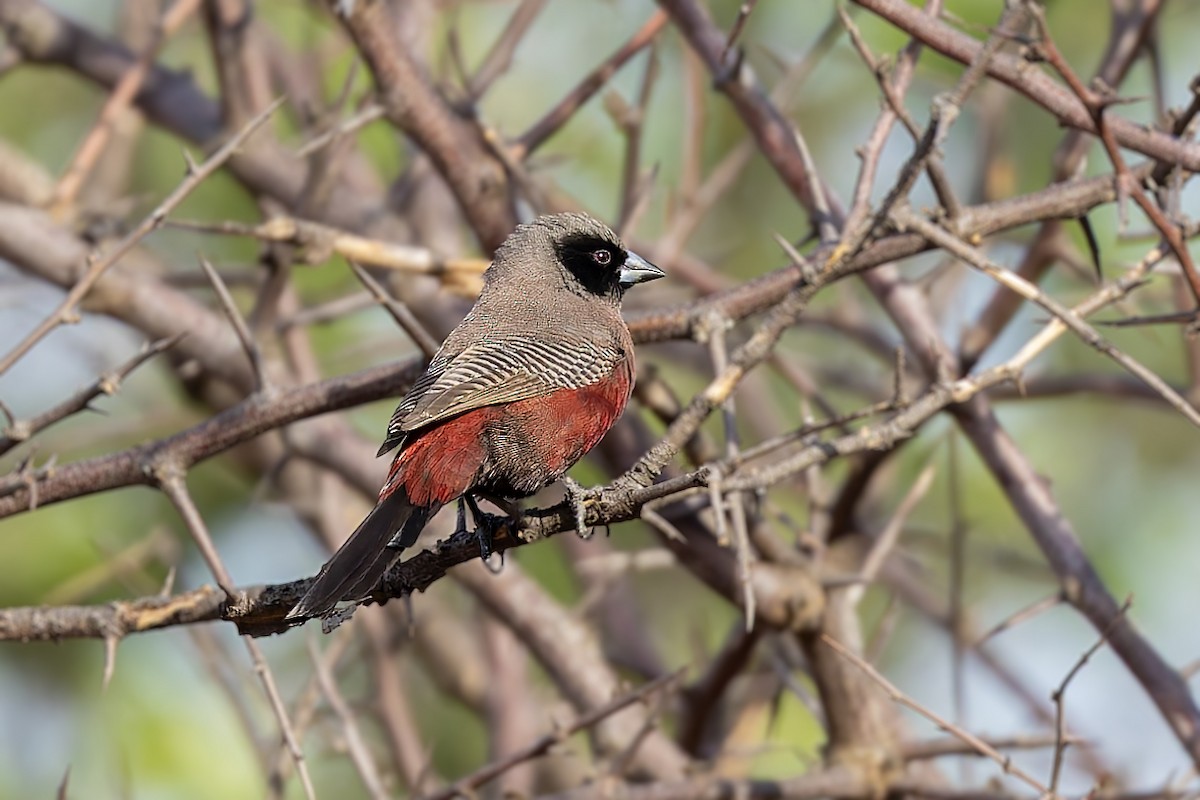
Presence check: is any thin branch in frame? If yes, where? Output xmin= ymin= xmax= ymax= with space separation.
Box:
xmin=308 ymin=636 xmax=390 ymax=800
xmin=466 ymin=0 xmax=548 ymax=99
xmin=294 ymin=104 xmax=385 ymax=159
xmin=49 ymin=0 xmax=203 ymax=213
xmin=168 ymin=216 xmax=488 ymax=288
xmin=821 ymin=634 xmax=1058 ymax=798
xmin=903 ymin=732 xmax=1080 ymax=760
xmin=893 ymin=206 xmax=1200 ymax=429
xmin=424 ymin=670 xmax=683 ymax=800
xmin=0 ymin=97 xmax=284 ymax=378
xmin=1048 ymin=596 xmax=1133 ymax=794
xmin=0 ymin=335 xmax=180 ymax=458
xmin=157 ymin=472 xmax=315 ymax=800
xmin=513 ymin=10 xmax=669 ymax=158
xmin=347 ymin=259 xmax=442 ymax=359
xmin=244 ymin=635 xmax=317 ymax=800
xmin=847 ymin=463 xmax=936 ymax=598
xmin=719 ymin=1 xmax=760 ymax=65
xmin=975 ymin=593 xmax=1065 ymax=646
xmin=198 ymin=256 xmax=268 ymax=393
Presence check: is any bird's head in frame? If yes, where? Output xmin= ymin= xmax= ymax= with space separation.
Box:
xmin=489 ymin=212 xmax=665 ymax=303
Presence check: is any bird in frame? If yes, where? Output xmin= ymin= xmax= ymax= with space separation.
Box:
xmin=288 ymin=212 xmax=664 ymax=620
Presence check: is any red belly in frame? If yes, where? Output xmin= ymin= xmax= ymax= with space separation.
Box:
xmin=381 ymin=362 xmax=633 ymax=505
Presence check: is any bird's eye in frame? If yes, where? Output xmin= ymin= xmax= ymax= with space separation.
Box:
xmin=591 ymin=249 xmax=612 ymax=266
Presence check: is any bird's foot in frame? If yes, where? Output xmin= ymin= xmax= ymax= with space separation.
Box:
xmin=561 ymin=476 xmax=600 ymax=539
xmin=461 ymin=494 xmax=519 ymax=569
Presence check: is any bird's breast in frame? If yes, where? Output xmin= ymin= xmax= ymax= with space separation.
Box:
xmin=479 ymin=357 xmax=634 ymax=497
xmin=381 ymin=350 xmax=635 ymax=505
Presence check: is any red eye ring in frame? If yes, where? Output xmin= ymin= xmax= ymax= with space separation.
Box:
xmin=591 ymin=249 xmax=612 ymax=266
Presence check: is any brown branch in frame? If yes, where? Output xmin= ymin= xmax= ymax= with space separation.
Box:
xmin=330 ymin=0 xmax=517 ymax=250
xmin=513 ymin=10 xmax=669 ymax=158
xmin=0 ymin=97 xmax=282 ymax=378
xmin=1024 ymin=1 xmax=1200 ymax=305
xmin=425 ymin=670 xmax=683 ymax=800
xmin=466 ymin=0 xmax=548 ymax=100
xmin=201 ymin=0 xmax=274 ymax=129
xmin=719 ymin=0 xmax=760 ymax=65
xmin=657 ymin=0 xmax=839 ymax=230
xmin=347 ymin=260 xmax=442 ymax=359
xmin=0 ymin=335 xmax=178 ymax=457
xmin=0 ymin=0 xmax=393 ymax=235
xmin=850 ymin=0 xmax=1200 ymax=171
xmin=294 ymin=104 xmax=385 ymax=159
xmin=198 ymin=255 xmax=267 ymax=393
xmin=822 ymin=634 xmax=1057 ymax=798
xmin=902 ymin=733 xmax=1078 ymax=761
xmin=157 ymin=472 xmax=316 ymax=800
xmin=49 ymin=0 xmax=202 ymax=213
xmin=0 ymin=357 xmax=424 ymax=519
xmin=1048 ymin=596 xmax=1132 ymax=794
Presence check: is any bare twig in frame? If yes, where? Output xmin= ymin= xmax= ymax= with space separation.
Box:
xmin=467 ymin=0 xmax=548 ymax=99
xmin=308 ymin=636 xmax=389 ymax=800
xmin=893 ymin=206 xmax=1200 ymax=429
xmin=158 ymin=473 xmax=315 ymax=800
xmin=1048 ymin=596 xmax=1133 ymax=794
xmin=822 ymin=633 xmax=1059 ymax=798
xmin=0 ymin=335 xmax=179 ymax=457
xmin=198 ymin=255 xmax=268 ymax=393
xmin=719 ymin=1 xmax=760 ymax=65
xmin=49 ymin=0 xmax=203 ymax=213
xmin=167 ymin=216 xmax=488 ymax=296
xmin=424 ymin=671 xmax=683 ymax=800
xmin=0 ymin=97 xmax=283 ymax=378
xmin=347 ymin=259 xmax=442 ymax=359
xmin=514 ymin=10 xmax=669 ymax=158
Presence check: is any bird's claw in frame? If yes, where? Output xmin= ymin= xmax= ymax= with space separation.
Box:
xmin=460 ymin=495 xmax=517 ymax=567
xmin=473 ymin=511 xmax=508 ymax=561
xmin=561 ymin=477 xmax=599 ymax=540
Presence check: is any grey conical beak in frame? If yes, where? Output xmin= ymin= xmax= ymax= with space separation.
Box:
xmin=619 ymin=251 xmax=665 ymax=288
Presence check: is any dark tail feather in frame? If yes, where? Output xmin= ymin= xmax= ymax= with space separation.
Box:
xmin=288 ymin=489 xmax=438 ymax=619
